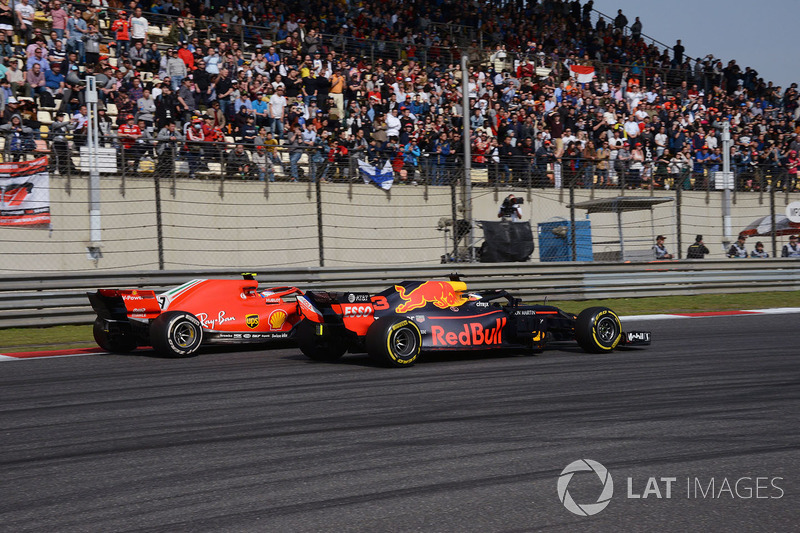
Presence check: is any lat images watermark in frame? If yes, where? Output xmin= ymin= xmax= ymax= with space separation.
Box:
xmin=557 ymin=459 xmax=614 ymax=516
xmin=558 ymin=460 xmax=786 ymax=516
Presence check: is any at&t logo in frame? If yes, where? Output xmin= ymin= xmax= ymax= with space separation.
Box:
xmin=557 ymin=459 xmax=614 ymax=516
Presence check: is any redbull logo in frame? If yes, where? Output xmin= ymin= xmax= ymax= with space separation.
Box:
xmin=245 ymin=314 xmax=260 ymax=329
xmin=268 ymin=309 xmax=288 ymax=330
xmin=431 ymin=317 xmax=507 ymax=347
xmin=395 ymin=281 xmax=467 ymax=313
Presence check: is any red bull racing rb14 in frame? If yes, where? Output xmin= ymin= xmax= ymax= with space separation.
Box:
xmin=295 ymin=279 xmax=651 ymax=367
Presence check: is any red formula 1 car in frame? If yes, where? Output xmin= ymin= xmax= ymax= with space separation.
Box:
xmin=295 ymin=278 xmax=651 ymax=367
xmin=88 ymin=275 xmax=303 ymax=357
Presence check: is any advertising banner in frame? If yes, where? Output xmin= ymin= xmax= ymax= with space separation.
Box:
xmin=0 ymin=157 xmax=50 ymax=226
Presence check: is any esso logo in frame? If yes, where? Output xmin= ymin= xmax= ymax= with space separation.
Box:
xmin=343 ymin=305 xmax=372 ymax=318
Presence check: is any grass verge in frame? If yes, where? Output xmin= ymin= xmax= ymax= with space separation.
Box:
xmin=1 ymin=291 xmax=798 ymax=353
xmin=544 ymin=290 xmax=800 ymax=316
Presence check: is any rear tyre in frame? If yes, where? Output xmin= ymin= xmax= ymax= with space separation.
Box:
xmin=575 ymin=307 xmax=622 ymax=353
xmin=366 ymin=316 xmax=422 ymax=367
xmin=93 ymin=318 xmax=137 ymax=353
xmin=296 ymin=320 xmax=349 ymax=362
xmin=150 ymin=311 xmax=204 ymax=358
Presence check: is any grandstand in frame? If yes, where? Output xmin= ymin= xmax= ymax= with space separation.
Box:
xmin=0 ymin=0 xmax=796 ymax=190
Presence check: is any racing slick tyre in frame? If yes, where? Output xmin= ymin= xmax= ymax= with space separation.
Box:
xmin=575 ymin=307 xmax=622 ymax=353
xmin=149 ymin=311 xmax=204 ymax=358
xmin=366 ymin=315 xmax=422 ymax=367
xmin=93 ymin=318 xmax=137 ymax=354
xmin=296 ymin=320 xmax=349 ymax=362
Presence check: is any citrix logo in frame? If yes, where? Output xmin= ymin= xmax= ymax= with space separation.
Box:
xmin=557 ymin=459 xmax=614 ymax=516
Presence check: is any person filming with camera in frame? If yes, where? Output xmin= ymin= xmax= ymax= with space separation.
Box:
xmin=498 ymin=194 xmax=524 ymax=221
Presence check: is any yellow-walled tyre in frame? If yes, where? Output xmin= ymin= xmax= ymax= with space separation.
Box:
xmin=575 ymin=307 xmax=622 ymax=353
xmin=366 ymin=316 xmax=422 ymax=367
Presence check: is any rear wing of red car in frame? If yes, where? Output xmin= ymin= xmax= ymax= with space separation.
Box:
xmin=88 ymin=289 xmax=161 ymax=321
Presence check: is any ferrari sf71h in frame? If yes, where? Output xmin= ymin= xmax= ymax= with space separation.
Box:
xmin=295 ymin=279 xmax=651 ymax=367
xmin=88 ymin=275 xmax=303 ymax=357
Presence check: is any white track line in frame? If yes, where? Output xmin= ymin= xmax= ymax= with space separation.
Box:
xmin=743 ymin=307 xmax=800 ymax=314
xmin=0 ymin=352 xmax=104 ymax=362
xmin=622 ymin=307 xmax=800 ymax=321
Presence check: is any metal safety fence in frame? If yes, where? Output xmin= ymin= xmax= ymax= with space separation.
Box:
xmin=2 ymin=138 xmax=800 ymax=272
xmin=1 ymin=260 xmax=799 ymax=329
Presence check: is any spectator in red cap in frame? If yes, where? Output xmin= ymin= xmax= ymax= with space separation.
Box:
xmin=111 ymin=10 xmax=130 ymax=58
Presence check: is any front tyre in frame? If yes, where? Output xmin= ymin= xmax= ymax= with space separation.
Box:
xmin=296 ymin=320 xmax=349 ymax=362
xmin=575 ymin=307 xmax=622 ymax=353
xmin=150 ymin=311 xmax=204 ymax=358
xmin=93 ymin=318 xmax=137 ymax=353
xmin=366 ymin=316 xmax=422 ymax=367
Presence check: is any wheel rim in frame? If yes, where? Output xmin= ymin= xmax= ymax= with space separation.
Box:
xmin=172 ymin=321 xmax=197 ymax=348
xmin=391 ymin=327 xmax=417 ymax=358
xmin=596 ymin=316 xmax=619 ymax=344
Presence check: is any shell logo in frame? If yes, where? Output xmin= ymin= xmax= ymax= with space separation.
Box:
xmin=268 ymin=309 xmax=288 ymax=330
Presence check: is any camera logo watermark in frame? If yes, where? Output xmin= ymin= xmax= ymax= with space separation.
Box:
xmin=557 ymin=459 xmax=785 ymax=516
xmin=557 ymin=459 xmax=614 ymax=516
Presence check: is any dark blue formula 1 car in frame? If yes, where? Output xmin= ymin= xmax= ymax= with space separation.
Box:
xmin=294 ymin=278 xmax=651 ymax=367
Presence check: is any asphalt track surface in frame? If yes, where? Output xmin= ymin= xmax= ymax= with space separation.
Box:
xmin=1 ymin=313 xmax=798 ymax=532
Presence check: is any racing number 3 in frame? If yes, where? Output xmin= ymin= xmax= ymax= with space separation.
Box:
xmin=371 ymin=296 xmax=389 ymax=310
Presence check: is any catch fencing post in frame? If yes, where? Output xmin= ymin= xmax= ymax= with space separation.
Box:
xmin=676 ymin=184 xmax=682 ymax=259
xmin=219 ymin=144 xmax=225 ymax=198
xmin=316 ymin=175 xmax=325 ymax=267
xmin=770 ymin=184 xmax=777 ymax=258
xmin=85 ymin=75 xmax=102 ymax=262
xmin=569 ymin=179 xmax=577 ymax=262
xmin=154 ymin=168 xmax=164 ymax=270
xmin=461 ymin=52 xmax=474 ymax=261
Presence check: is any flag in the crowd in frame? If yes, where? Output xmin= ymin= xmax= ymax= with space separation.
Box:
xmin=358 ymin=159 xmax=394 ymax=190
xmin=569 ymin=65 xmax=595 ymax=84
xmin=0 ymin=157 xmax=51 ymax=226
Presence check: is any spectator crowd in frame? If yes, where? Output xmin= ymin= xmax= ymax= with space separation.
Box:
xmin=1 ymin=0 xmax=799 ymax=190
